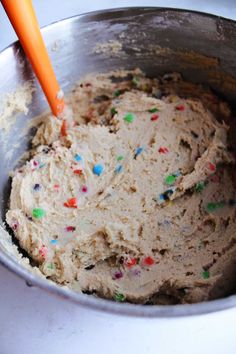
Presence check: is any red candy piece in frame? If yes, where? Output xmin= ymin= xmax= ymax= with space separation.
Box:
xmin=66 ymin=226 xmax=76 ymax=232
xmin=60 ymin=120 xmax=68 ymax=137
xmin=158 ymin=147 xmax=169 ymax=154
xmin=143 ymin=256 xmax=155 ymax=266
xmin=74 ymin=169 xmax=83 ymax=175
xmin=175 ymin=104 xmax=185 ymax=111
xmin=208 ymin=162 xmax=216 ymax=172
xmin=125 ymin=258 xmax=137 ymax=268
xmin=39 ymin=245 xmax=47 ymax=259
xmin=54 ymin=184 xmax=60 ymax=190
xmin=151 ymin=114 xmax=159 ymax=121
xmin=64 ymin=198 xmax=78 ymax=208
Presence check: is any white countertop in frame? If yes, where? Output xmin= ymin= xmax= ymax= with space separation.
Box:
xmin=1 ymin=1 xmax=236 ymax=354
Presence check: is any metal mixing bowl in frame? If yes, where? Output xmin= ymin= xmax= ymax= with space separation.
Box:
xmin=0 ymin=7 xmax=236 ymax=317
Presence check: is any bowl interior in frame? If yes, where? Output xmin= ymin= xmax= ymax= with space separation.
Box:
xmin=0 ymin=7 xmax=236 ymax=317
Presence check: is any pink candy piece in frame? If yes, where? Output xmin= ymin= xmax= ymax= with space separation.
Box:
xmin=66 ymin=226 xmax=76 ymax=232
xmin=12 ymin=219 xmax=19 ymax=231
xmin=81 ymin=186 xmax=88 ymax=193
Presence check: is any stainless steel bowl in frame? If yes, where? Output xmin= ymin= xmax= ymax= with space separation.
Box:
xmin=0 ymin=7 xmax=236 ymax=317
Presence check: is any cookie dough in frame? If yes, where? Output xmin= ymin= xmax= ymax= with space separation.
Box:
xmin=6 ymin=70 xmax=236 ymax=304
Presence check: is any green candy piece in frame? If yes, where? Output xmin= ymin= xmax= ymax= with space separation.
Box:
xmin=114 ymin=292 xmax=125 ymax=302
xmin=47 ymin=263 xmax=54 ymax=270
xmin=164 ymin=174 xmax=177 ymax=185
xmin=148 ymin=107 xmax=159 ymax=113
xmin=114 ymin=90 xmax=121 ymax=97
xmin=111 ymin=107 xmax=118 ymax=116
xmin=32 ymin=208 xmax=45 ymax=219
xmin=207 ymin=202 xmax=225 ymax=213
xmin=123 ymin=113 xmax=135 ymax=123
xmin=132 ymin=76 xmax=139 ymax=85
xmin=202 ymin=270 xmax=210 ymax=279
xmin=195 ymin=181 xmax=205 ymax=193
xmin=117 ymin=155 xmax=124 ymax=161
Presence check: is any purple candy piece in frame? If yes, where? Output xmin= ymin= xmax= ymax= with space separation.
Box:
xmin=112 ymin=270 xmax=123 ymax=280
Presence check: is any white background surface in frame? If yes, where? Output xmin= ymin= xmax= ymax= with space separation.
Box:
xmin=1 ymin=1 xmax=236 ymax=354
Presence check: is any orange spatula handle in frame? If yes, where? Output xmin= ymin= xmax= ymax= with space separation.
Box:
xmin=1 ymin=0 xmax=64 ymax=117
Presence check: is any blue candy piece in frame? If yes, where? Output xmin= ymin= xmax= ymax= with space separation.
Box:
xmin=134 ymin=146 xmax=144 ymax=158
xmin=50 ymin=239 xmax=58 ymax=245
xmin=74 ymin=154 xmax=82 ymax=162
xmin=93 ymin=164 xmax=104 ymax=176
xmin=115 ymin=164 xmax=123 ymax=174
xmin=33 ymin=183 xmax=41 ymax=191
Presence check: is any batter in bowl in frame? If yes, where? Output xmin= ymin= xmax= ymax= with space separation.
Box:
xmin=6 ymin=70 xmax=236 ymax=304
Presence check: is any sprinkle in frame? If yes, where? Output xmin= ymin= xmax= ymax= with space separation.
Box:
xmin=149 ymin=107 xmax=159 ymax=113
xmin=42 ymin=147 xmax=50 ymax=154
xmin=73 ymin=169 xmax=83 ymax=175
xmin=132 ymin=76 xmax=139 ymax=85
xmin=85 ymin=264 xmax=95 ymax=270
xmin=143 ymin=256 xmax=155 ymax=266
xmin=114 ymin=90 xmax=121 ymax=97
xmin=39 ymin=245 xmax=47 ymax=258
xmin=115 ymin=164 xmax=123 ymax=174
xmin=206 ymin=201 xmax=225 ymax=212
xmin=54 ymin=184 xmax=60 ymax=190
xmin=151 ymin=114 xmax=159 ymax=121
xmin=32 ymin=208 xmax=46 ymax=219
xmin=66 ymin=226 xmax=76 ymax=232
xmin=134 ymin=146 xmax=144 ymax=159
xmin=93 ymin=164 xmax=104 ymax=176
xmin=125 ymin=258 xmax=137 ymax=268
xmin=11 ymin=219 xmax=19 ymax=231
xmin=208 ymin=162 xmax=216 ymax=172
xmin=50 ymin=239 xmax=58 ymax=245
xmin=130 ymin=267 xmax=141 ymax=277
xmin=64 ymin=198 xmax=78 ymax=208
xmin=119 ymin=256 xmax=124 ymax=264
xmin=159 ymin=188 xmax=174 ymax=202
xmin=114 ymin=293 xmax=125 ymax=302
xmin=202 ymin=270 xmax=210 ymax=279
xmin=117 ymin=155 xmax=124 ymax=161
xmin=112 ymin=270 xmax=123 ymax=280
xmin=74 ymin=154 xmax=82 ymax=162
xmin=158 ymin=147 xmax=169 ymax=154
xmin=31 ymin=160 xmax=39 ymax=169
xmin=33 ymin=183 xmax=41 ymax=191
xmin=175 ymin=104 xmax=185 ymax=111
xmin=164 ymin=174 xmax=177 ymax=185
xmin=111 ymin=107 xmax=118 ymax=116
xmin=60 ymin=120 xmax=68 ymax=137
xmin=47 ymin=263 xmax=54 ymax=270
xmin=195 ymin=181 xmax=205 ymax=193
xmin=39 ymin=163 xmax=46 ymax=169
xmin=81 ymin=186 xmax=88 ymax=193
xmin=123 ymin=112 xmax=135 ymax=123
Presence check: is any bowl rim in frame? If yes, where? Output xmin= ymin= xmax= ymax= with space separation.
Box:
xmin=1 ymin=6 xmax=236 ymax=318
